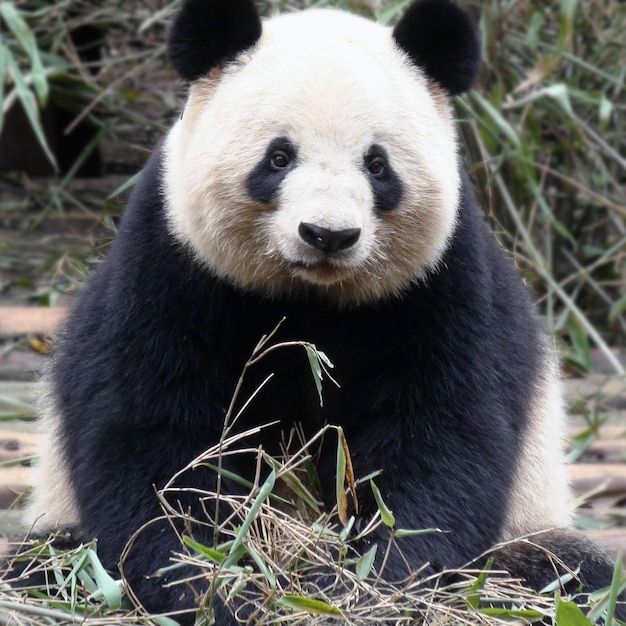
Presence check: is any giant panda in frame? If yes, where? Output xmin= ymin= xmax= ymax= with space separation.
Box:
xmin=22 ymin=0 xmax=624 ymax=623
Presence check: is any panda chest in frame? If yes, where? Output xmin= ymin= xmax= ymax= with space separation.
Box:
xmin=235 ymin=346 xmax=332 ymax=449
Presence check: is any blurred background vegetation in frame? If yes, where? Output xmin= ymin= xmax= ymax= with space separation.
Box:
xmin=0 ymin=0 xmax=625 ymax=372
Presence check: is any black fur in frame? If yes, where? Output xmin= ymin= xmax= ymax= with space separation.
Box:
xmin=247 ymin=136 xmax=299 ymax=203
xmin=494 ymin=531 xmax=626 ymax=621
xmin=167 ymin=0 xmax=262 ymax=82
xmin=393 ymin=0 xmax=481 ymax=95
xmin=364 ymin=144 xmax=404 ymax=211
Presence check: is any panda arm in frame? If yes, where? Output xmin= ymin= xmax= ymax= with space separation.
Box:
xmin=53 ymin=291 xmax=242 ymax=623
xmin=340 ymin=388 xmax=520 ymax=579
xmin=47 ymin=150 xmax=245 ymax=622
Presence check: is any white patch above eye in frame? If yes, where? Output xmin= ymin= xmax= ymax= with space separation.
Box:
xmin=163 ymin=8 xmax=461 ymax=304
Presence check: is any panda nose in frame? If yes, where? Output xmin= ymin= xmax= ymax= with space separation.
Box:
xmin=298 ymin=223 xmax=361 ymax=254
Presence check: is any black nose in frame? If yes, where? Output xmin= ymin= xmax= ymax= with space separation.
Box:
xmin=298 ymin=223 xmax=361 ymax=254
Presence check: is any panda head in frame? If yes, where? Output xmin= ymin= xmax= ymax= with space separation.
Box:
xmin=163 ymin=0 xmax=480 ymax=305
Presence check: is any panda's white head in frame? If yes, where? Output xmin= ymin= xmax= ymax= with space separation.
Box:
xmin=163 ymin=0 xmax=480 ymax=305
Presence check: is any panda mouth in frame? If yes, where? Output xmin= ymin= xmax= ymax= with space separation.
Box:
xmin=291 ymin=260 xmax=349 ymax=284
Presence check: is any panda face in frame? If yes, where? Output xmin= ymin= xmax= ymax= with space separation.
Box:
xmin=163 ymin=9 xmax=461 ymax=304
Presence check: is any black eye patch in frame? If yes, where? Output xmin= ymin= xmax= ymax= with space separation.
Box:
xmin=247 ymin=137 xmax=298 ymax=203
xmin=364 ymin=144 xmax=403 ymax=211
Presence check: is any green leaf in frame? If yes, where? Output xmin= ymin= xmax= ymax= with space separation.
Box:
xmin=588 ymin=553 xmax=625 ymax=625
xmin=246 ymin=543 xmax=276 ymax=589
xmin=555 ymin=595 xmax=592 ymax=626
xmin=540 ymin=571 xmax=575 ymax=593
xmin=107 ymin=171 xmax=141 ymax=199
xmin=370 ymin=479 xmax=395 ymax=528
xmin=609 ymin=294 xmax=626 ymax=322
xmin=204 ymin=463 xmax=255 ymax=490
xmin=305 ymin=344 xmax=324 ymax=406
xmin=225 ymin=469 xmax=276 ymax=564
xmin=471 ymin=91 xmax=521 ymax=149
xmin=151 ymin=617 xmax=183 ymax=626
xmin=278 ymin=595 xmax=342 ymax=616
xmin=479 ymin=607 xmax=546 ymax=620
xmin=302 ymin=456 xmax=323 ymax=500
xmin=0 ymin=42 xmax=7 ymax=137
xmin=556 ymin=0 xmax=578 ymax=53
xmin=302 ymin=345 xmax=338 ymax=407
xmin=393 ymin=527 xmax=441 ymax=538
xmin=466 ymin=557 xmax=493 ymax=610
xmin=0 ymin=2 xmax=48 ymax=103
xmin=274 ymin=463 xmax=320 ymax=513
xmin=182 ymin=535 xmax=226 ymax=564
xmin=608 ymin=552 xmax=625 ymax=620
xmin=336 ymin=426 xmax=346 ymax=519
xmin=317 ymin=350 xmax=339 ymax=387
xmin=86 ymin=548 xmax=122 ymax=610
xmin=60 ymin=127 xmax=106 ymax=189
xmin=355 ymin=544 xmax=377 ymax=581
xmin=566 ymin=314 xmax=592 ymax=372
xmin=4 ymin=50 xmax=56 ymax=167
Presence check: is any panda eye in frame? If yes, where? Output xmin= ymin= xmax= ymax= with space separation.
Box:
xmin=367 ymin=157 xmax=386 ymax=178
xmin=270 ymin=150 xmax=291 ymax=170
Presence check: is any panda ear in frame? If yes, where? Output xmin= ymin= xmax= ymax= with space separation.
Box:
xmin=168 ymin=0 xmax=262 ymax=82
xmin=392 ymin=0 xmax=480 ymax=96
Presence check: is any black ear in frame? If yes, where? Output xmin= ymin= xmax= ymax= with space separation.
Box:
xmin=393 ymin=0 xmax=480 ymax=96
xmin=168 ymin=0 xmax=262 ymax=82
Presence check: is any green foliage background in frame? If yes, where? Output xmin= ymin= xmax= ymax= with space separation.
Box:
xmin=1 ymin=0 xmax=625 ymax=369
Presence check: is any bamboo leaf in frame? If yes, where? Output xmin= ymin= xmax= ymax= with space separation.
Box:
xmin=276 ymin=467 xmax=321 ymax=513
xmin=182 ymin=535 xmax=226 ymax=564
xmin=278 ymin=595 xmax=342 ymax=616
xmin=0 ymin=2 xmax=48 ymax=103
xmin=0 ymin=42 xmax=7 ymax=136
xmin=107 ymin=171 xmax=141 ymax=199
xmin=336 ymin=427 xmax=347 ymax=526
xmin=609 ymin=294 xmax=626 ymax=322
xmin=370 ymin=479 xmax=395 ymax=528
xmin=566 ymin=314 xmax=592 ymax=372
xmin=472 ymin=91 xmax=521 ymax=149
xmin=246 ymin=543 xmax=276 ymax=589
xmin=355 ymin=544 xmax=377 ymax=581
xmin=479 ymin=607 xmax=546 ymax=619
xmin=539 ymin=571 xmax=575 ymax=594
xmin=338 ymin=426 xmax=357 ymax=513
xmin=393 ymin=527 xmax=441 ymax=538
xmin=305 ymin=345 xmax=324 ymax=406
xmin=152 ymin=618 xmax=183 ymax=626
xmin=4 ymin=51 xmax=56 ymax=168
xmin=86 ymin=549 xmax=122 ymax=610
xmin=226 ymin=469 xmax=276 ymax=562
xmin=588 ymin=553 xmax=625 ymax=626
xmin=555 ymin=594 xmax=592 ymax=626
xmin=467 ymin=557 xmax=494 ymax=610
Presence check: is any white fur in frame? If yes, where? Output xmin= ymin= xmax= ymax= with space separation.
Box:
xmin=500 ymin=348 xmax=573 ymax=539
xmin=163 ymin=9 xmax=460 ymax=304
xmin=24 ymin=379 xmax=79 ymax=531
